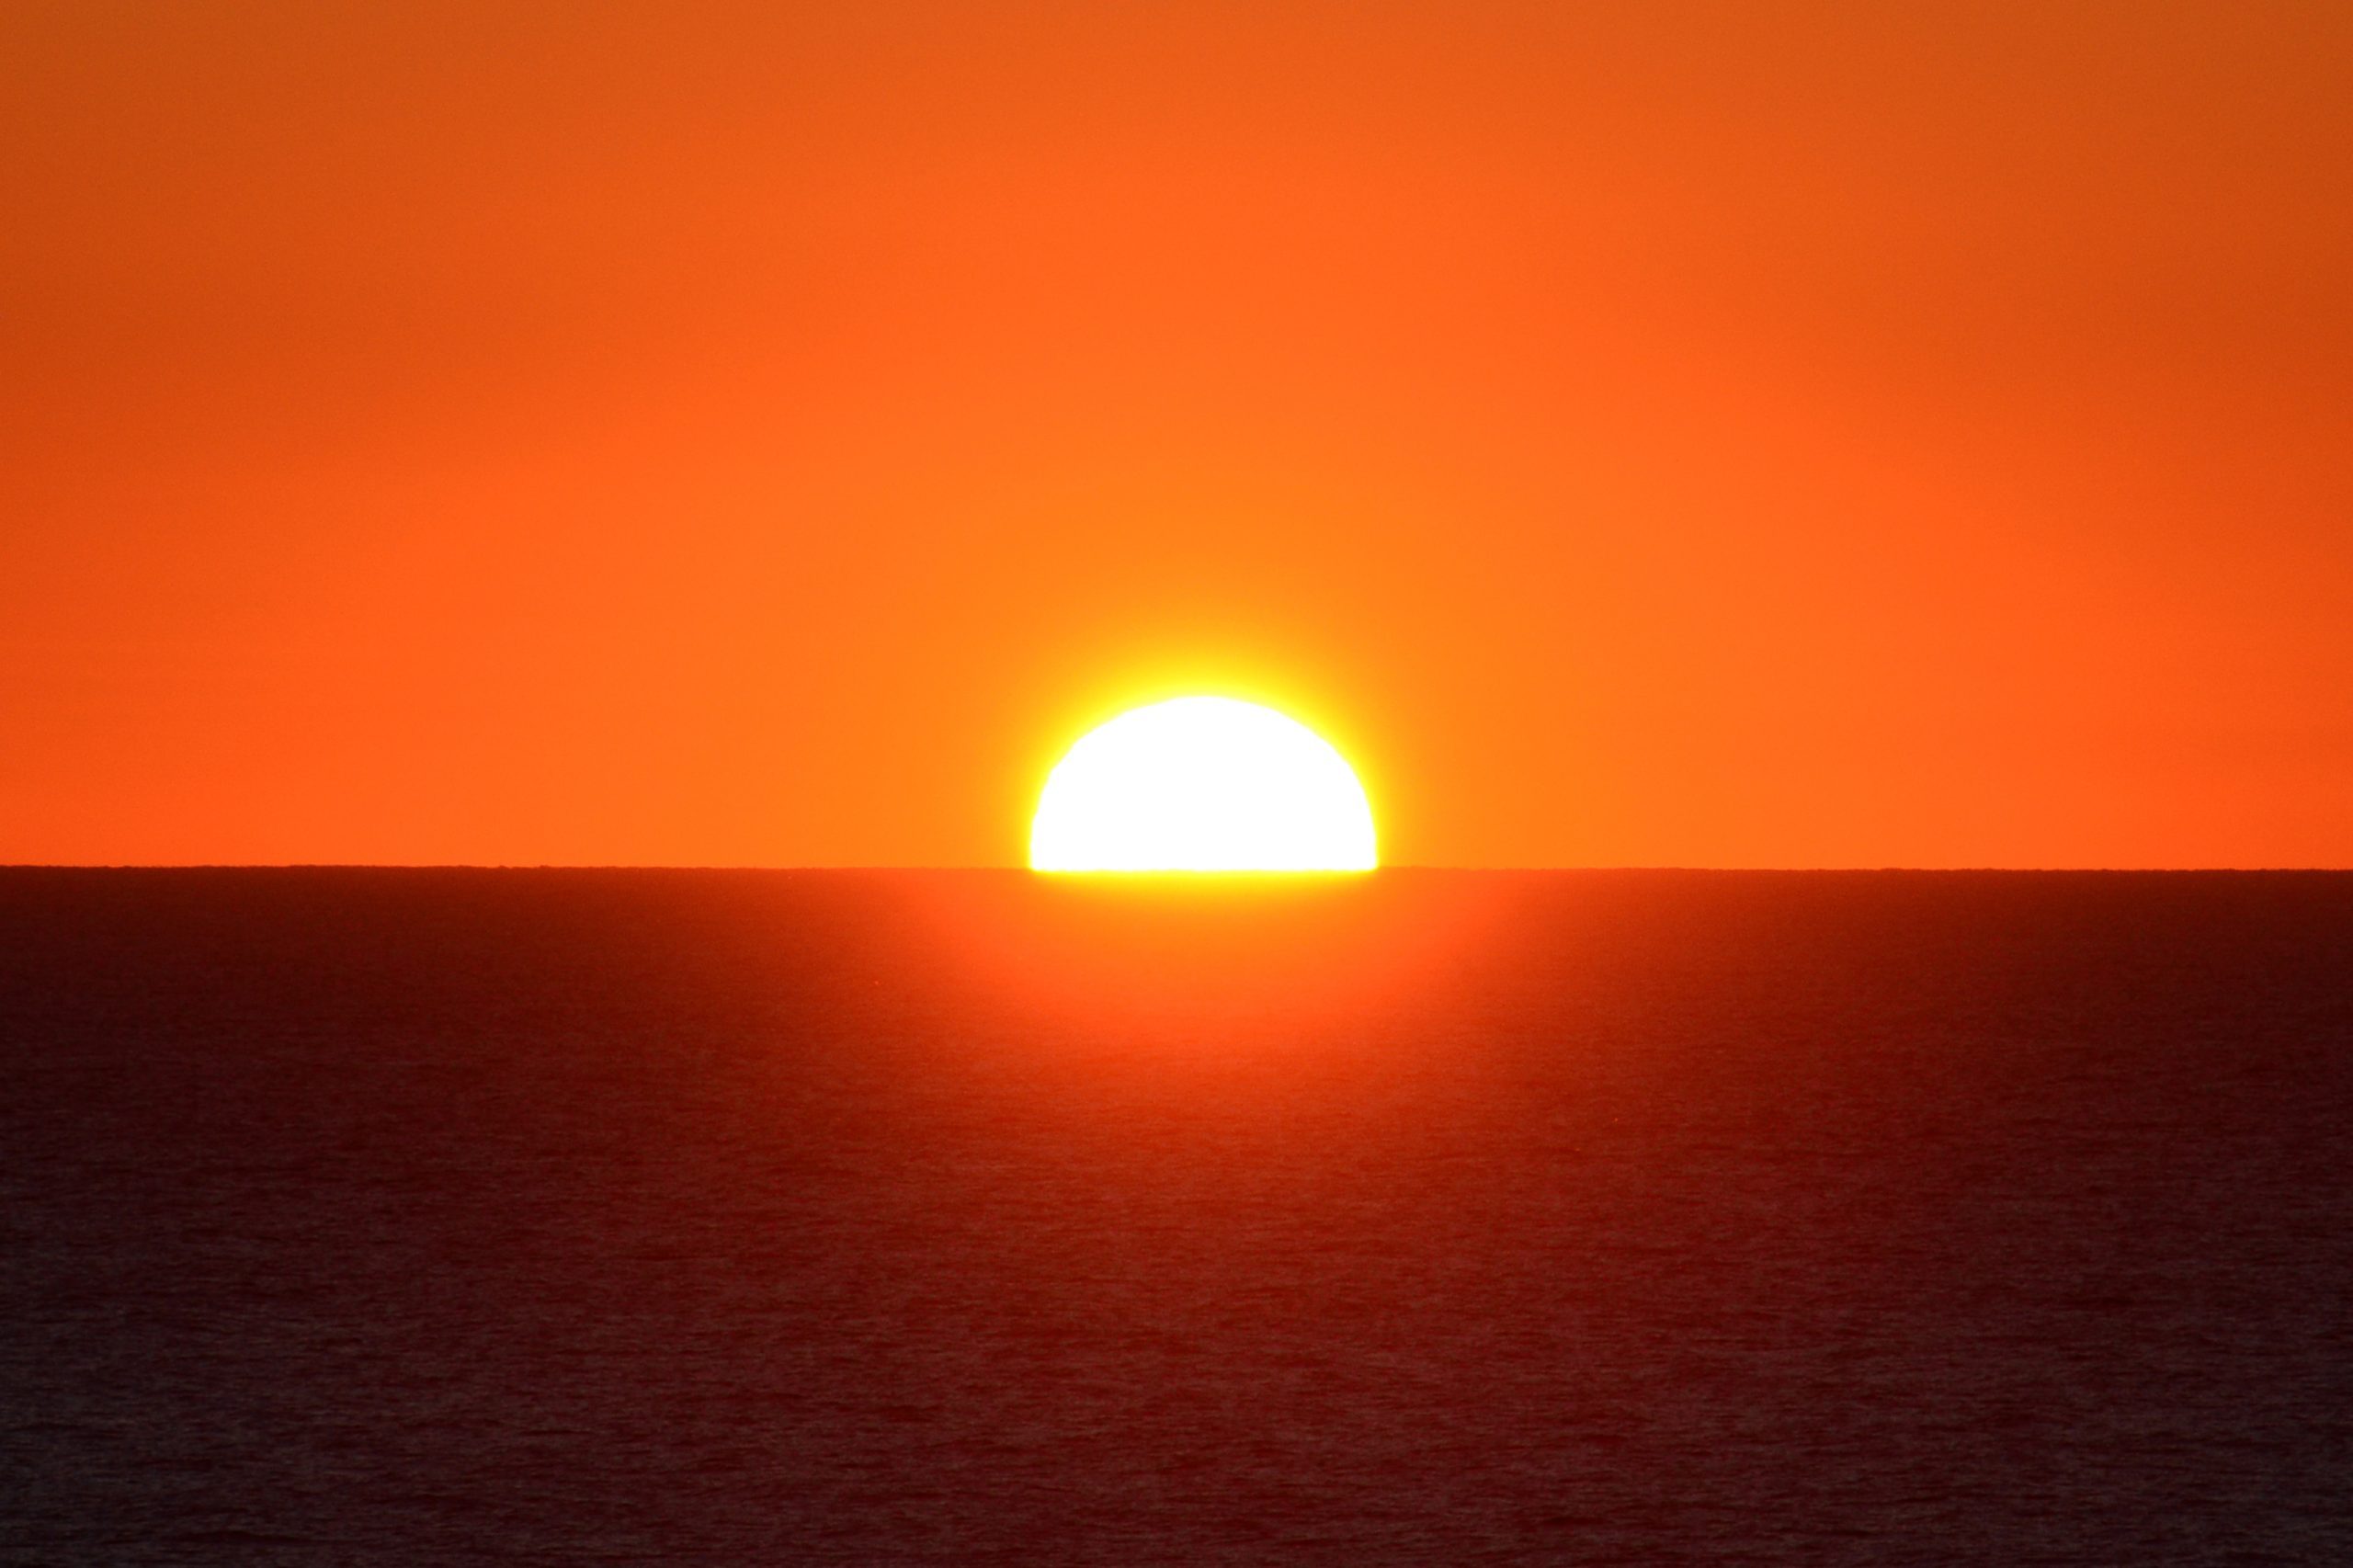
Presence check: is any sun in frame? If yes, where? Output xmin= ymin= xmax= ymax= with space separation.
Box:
xmin=1030 ymin=696 xmax=1378 ymax=872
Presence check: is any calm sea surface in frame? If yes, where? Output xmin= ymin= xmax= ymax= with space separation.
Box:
xmin=3 ymin=869 xmax=2348 ymax=1564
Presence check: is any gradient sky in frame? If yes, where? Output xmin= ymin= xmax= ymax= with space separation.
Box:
xmin=6 ymin=2 xmax=2347 ymax=867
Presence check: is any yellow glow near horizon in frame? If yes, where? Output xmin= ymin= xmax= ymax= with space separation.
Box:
xmin=1030 ymin=697 xmax=1378 ymax=872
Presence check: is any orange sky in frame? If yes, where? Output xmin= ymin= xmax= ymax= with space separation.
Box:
xmin=5 ymin=2 xmax=2347 ymax=868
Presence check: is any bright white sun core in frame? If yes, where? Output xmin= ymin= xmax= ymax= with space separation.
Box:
xmin=1029 ymin=696 xmax=1378 ymax=872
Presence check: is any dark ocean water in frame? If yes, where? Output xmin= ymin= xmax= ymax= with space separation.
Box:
xmin=3 ymin=869 xmax=2348 ymax=1565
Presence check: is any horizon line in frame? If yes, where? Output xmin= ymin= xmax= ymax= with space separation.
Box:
xmin=3 ymin=863 xmax=2348 ymax=875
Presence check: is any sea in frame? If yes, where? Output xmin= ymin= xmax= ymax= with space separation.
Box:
xmin=3 ymin=869 xmax=2347 ymax=1565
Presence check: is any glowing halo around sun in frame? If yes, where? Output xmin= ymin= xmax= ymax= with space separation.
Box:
xmin=1029 ymin=696 xmax=1378 ymax=872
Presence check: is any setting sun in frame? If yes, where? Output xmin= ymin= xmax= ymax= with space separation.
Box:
xmin=1029 ymin=697 xmax=1377 ymax=872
